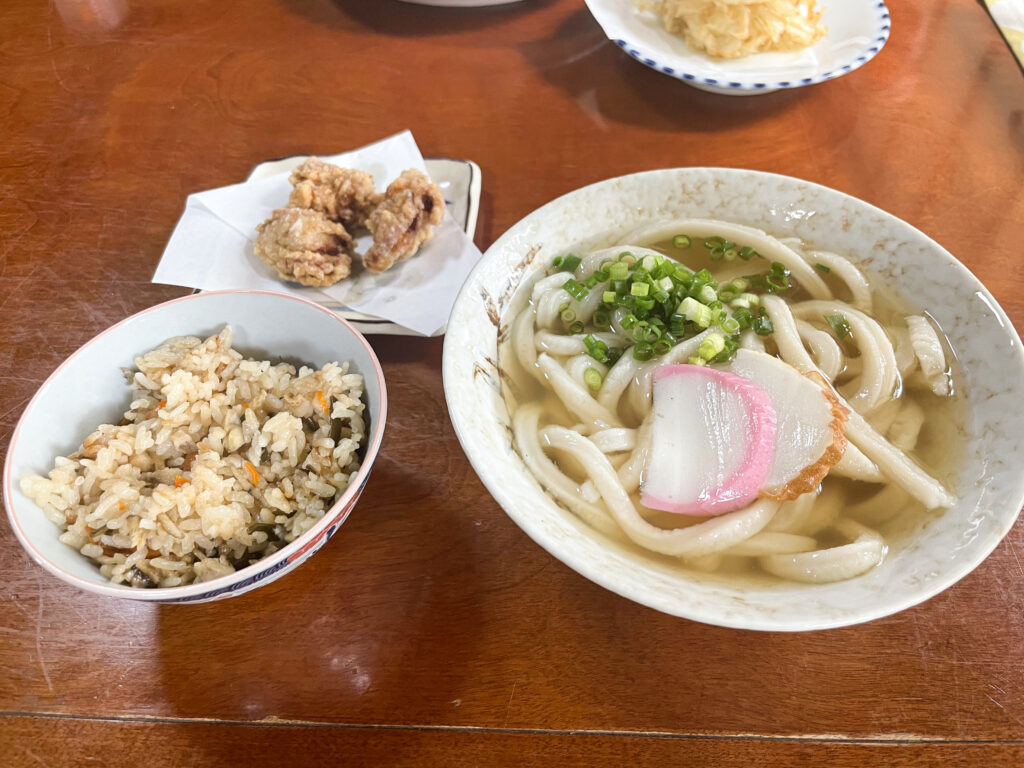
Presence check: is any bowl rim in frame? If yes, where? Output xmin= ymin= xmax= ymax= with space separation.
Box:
xmin=443 ymin=166 xmax=1024 ymax=631
xmin=3 ymin=289 xmax=388 ymax=601
xmin=586 ymin=0 xmax=891 ymax=93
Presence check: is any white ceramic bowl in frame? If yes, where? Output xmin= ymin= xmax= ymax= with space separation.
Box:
xmin=584 ymin=0 xmax=890 ymax=95
xmin=3 ymin=290 xmax=387 ymax=603
xmin=442 ymin=168 xmax=1024 ymax=631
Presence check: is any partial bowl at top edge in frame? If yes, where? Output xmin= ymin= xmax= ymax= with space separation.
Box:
xmin=442 ymin=167 xmax=1024 ymax=631
xmin=3 ymin=290 xmax=388 ymax=603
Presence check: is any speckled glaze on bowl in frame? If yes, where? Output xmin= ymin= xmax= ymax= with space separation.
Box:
xmin=4 ymin=290 xmax=387 ymax=603
xmin=442 ymin=168 xmax=1024 ymax=631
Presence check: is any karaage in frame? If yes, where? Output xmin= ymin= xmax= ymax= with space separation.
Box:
xmin=288 ymin=158 xmax=382 ymax=228
xmin=254 ymin=207 xmax=354 ymax=287
xmin=363 ymin=169 xmax=445 ymax=273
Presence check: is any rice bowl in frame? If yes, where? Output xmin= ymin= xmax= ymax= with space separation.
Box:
xmin=4 ymin=290 xmax=387 ymax=603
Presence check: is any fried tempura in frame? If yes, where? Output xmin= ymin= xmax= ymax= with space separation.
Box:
xmin=254 ymin=207 xmax=353 ymax=287
xmin=633 ymin=0 xmax=826 ymax=59
xmin=363 ymin=169 xmax=445 ymax=273
xmin=288 ymin=158 xmax=382 ymax=229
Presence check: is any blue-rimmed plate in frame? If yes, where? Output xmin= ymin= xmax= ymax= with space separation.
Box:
xmin=584 ymin=0 xmax=890 ymax=95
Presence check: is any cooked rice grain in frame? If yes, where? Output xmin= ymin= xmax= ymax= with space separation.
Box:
xmin=20 ymin=326 xmax=367 ymax=588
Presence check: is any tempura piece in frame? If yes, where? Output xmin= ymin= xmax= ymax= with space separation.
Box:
xmin=724 ymin=349 xmax=849 ymax=501
xmin=254 ymin=207 xmax=353 ymax=287
xmin=633 ymin=0 xmax=826 ymax=59
xmin=288 ymin=158 xmax=382 ymax=229
xmin=363 ymin=169 xmax=445 ymax=273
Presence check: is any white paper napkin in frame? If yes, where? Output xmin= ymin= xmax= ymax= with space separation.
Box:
xmin=152 ymin=131 xmax=481 ymax=336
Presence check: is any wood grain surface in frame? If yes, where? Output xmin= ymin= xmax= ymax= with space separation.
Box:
xmin=2 ymin=0 xmax=1023 ymax=764
xmin=3 ymin=716 xmax=1024 ymax=768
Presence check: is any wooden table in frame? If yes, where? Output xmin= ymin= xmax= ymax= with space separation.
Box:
xmin=2 ymin=1 xmax=1023 ymax=765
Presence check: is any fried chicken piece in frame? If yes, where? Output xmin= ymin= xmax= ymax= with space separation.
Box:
xmin=254 ymin=208 xmax=353 ymax=287
xmin=363 ymin=169 xmax=445 ymax=273
xmin=288 ymin=157 xmax=382 ymax=229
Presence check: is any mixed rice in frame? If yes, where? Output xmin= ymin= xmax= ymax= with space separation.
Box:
xmin=20 ymin=326 xmax=367 ymax=587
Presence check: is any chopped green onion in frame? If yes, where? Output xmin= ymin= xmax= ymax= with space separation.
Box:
xmin=738 ymin=246 xmax=758 ymax=261
xmin=632 ymin=321 xmax=662 ymax=343
xmin=562 ymin=278 xmax=588 ymax=301
xmin=712 ymin=335 xmax=740 ymax=364
xmin=693 ymin=268 xmax=714 ymax=284
xmin=688 ymin=356 xmax=707 ymax=367
xmin=673 ymin=234 xmax=691 ymax=249
xmin=731 ymin=307 xmax=752 ymax=330
xmin=651 ymin=260 xmax=675 ymax=280
xmin=723 ymin=248 xmax=739 ymax=261
xmin=608 ymin=262 xmax=629 ymax=280
xmin=814 ymin=263 xmax=831 ymax=274
xmin=738 ymin=292 xmax=760 ymax=306
xmin=633 ymin=342 xmax=654 ymax=362
xmin=825 ymin=313 xmax=852 ymax=339
xmin=679 ymin=297 xmax=712 ymax=328
xmin=752 ymin=309 xmax=774 ymax=337
xmin=560 ymin=255 xmax=582 ymax=272
xmin=583 ymin=367 xmax=603 ymax=391
xmin=709 ymin=246 xmax=725 ymax=261
xmin=544 ymin=246 xmax=762 ymax=370
xmin=583 ymin=334 xmax=609 ymax=363
xmin=764 ymin=262 xmax=791 ymax=293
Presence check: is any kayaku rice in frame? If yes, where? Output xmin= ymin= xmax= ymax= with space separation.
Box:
xmin=20 ymin=326 xmax=367 ymax=588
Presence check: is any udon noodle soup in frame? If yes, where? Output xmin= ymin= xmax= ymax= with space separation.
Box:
xmin=499 ymin=219 xmax=962 ymax=585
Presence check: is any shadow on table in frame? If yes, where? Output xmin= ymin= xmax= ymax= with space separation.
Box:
xmin=152 ymin=449 xmax=487 ymax=765
xmin=281 ymin=0 xmax=558 ymax=36
xmin=518 ymin=6 xmax=805 ymax=135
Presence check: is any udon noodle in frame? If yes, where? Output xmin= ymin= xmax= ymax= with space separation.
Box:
xmin=499 ymin=219 xmax=961 ymax=584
